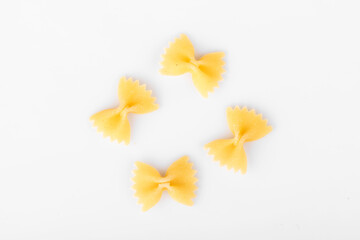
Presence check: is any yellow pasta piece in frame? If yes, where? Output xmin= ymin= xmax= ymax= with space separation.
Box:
xmin=132 ymin=156 xmax=197 ymax=212
xmin=90 ymin=77 xmax=158 ymax=144
xmin=160 ymin=34 xmax=225 ymax=98
xmin=205 ymin=106 xmax=272 ymax=173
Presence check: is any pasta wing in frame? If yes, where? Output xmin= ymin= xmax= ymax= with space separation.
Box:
xmin=132 ymin=162 xmax=163 ymax=212
xmin=160 ymin=34 xmax=195 ymax=76
xmin=205 ymin=139 xmax=247 ymax=173
xmin=227 ymin=106 xmax=272 ymax=142
xmin=166 ymin=156 xmax=197 ymax=206
xmin=118 ymin=77 xmax=159 ymax=114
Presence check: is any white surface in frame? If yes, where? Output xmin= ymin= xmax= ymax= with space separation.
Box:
xmin=0 ymin=0 xmax=360 ymax=239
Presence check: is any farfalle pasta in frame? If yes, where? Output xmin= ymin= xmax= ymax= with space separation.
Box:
xmin=90 ymin=77 xmax=158 ymax=144
xmin=88 ymin=33 xmax=275 ymax=213
xmin=160 ymin=34 xmax=225 ymax=98
xmin=132 ymin=156 xmax=197 ymax=211
xmin=205 ymin=106 xmax=272 ymax=173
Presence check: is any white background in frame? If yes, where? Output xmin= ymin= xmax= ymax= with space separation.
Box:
xmin=0 ymin=0 xmax=359 ymax=239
